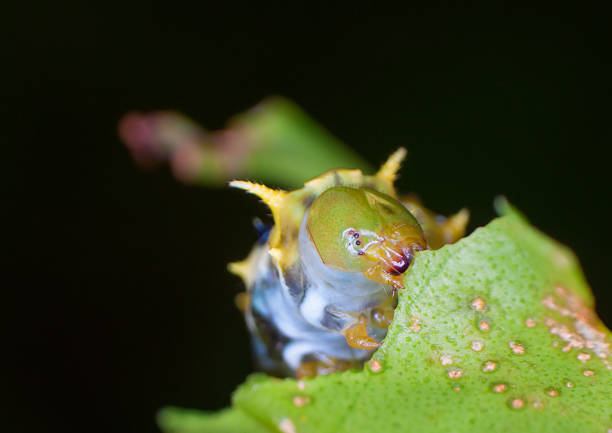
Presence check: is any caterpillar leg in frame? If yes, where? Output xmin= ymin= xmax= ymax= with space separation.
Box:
xmin=343 ymin=314 xmax=380 ymax=350
xmin=370 ymin=290 xmax=398 ymax=329
xmin=363 ymin=262 xmax=405 ymax=290
xmin=370 ymin=306 xmax=394 ymax=329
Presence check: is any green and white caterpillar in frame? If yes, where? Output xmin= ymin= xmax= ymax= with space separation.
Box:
xmin=229 ymin=149 xmax=468 ymax=377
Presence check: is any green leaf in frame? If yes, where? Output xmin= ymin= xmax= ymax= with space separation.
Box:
xmin=160 ymin=206 xmax=612 ymax=433
xmin=157 ymin=407 xmax=269 ymax=433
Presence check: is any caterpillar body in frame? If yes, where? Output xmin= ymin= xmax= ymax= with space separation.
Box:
xmin=230 ymin=149 xmax=468 ymax=377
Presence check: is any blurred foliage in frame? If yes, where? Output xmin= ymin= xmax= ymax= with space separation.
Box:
xmin=119 ymin=97 xmax=370 ymax=188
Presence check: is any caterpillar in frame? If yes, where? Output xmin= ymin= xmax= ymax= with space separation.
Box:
xmin=229 ymin=148 xmax=468 ymax=378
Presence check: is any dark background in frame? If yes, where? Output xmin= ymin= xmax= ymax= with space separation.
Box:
xmin=5 ymin=4 xmax=612 ymax=433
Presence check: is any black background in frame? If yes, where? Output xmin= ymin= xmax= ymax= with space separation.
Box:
xmin=5 ymin=4 xmax=612 ymax=433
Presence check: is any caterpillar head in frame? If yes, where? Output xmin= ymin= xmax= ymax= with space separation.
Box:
xmin=307 ymin=186 xmax=426 ymax=289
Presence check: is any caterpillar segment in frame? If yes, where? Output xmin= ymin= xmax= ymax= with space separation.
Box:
xmin=229 ymin=148 xmax=468 ymax=377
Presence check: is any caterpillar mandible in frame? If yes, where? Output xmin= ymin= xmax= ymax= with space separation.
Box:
xmin=229 ymin=148 xmax=468 ymax=378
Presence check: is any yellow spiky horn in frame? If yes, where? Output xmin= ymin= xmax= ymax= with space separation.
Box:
xmin=442 ymin=208 xmax=470 ymax=244
xmin=229 ymin=180 xmax=286 ymax=212
xmin=376 ymin=147 xmax=408 ymax=184
xmin=227 ymin=260 xmax=250 ymax=281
